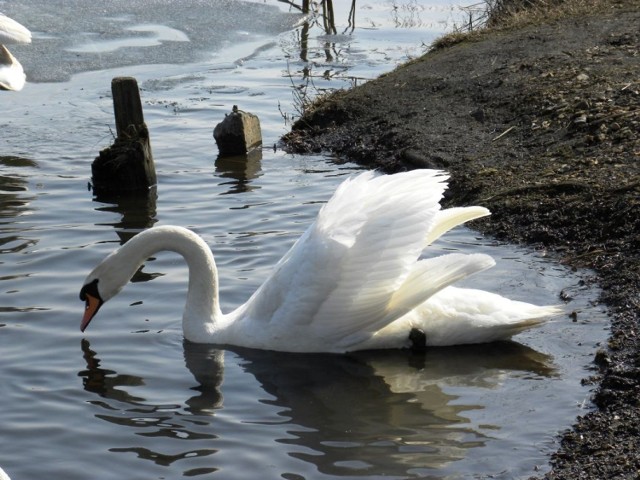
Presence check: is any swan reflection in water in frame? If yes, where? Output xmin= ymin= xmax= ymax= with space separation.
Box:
xmin=78 ymin=339 xmax=555 ymax=477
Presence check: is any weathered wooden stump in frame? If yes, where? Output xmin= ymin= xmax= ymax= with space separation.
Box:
xmin=91 ymin=77 xmax=157 ymax=197
xmin=213 ymin=105 xmax=262 ymax=156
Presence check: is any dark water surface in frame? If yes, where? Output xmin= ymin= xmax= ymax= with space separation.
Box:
xmin=1 ymin=1 xmax=607 ymax=478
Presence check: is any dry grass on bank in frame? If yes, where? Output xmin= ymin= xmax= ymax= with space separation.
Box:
xmin=431 ymin=0 xmax=620 ymax=50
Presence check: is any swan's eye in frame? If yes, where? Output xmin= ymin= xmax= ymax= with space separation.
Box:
xmin=80 ymin=279 xmax=100 ymax=301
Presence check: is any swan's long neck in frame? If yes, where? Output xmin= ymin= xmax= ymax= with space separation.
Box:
xmin=118 ymin=226 xmax=223 ymax=340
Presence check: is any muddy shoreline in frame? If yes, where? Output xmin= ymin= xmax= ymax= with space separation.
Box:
xmin=283 ymin=1 xmax=640 ymax=477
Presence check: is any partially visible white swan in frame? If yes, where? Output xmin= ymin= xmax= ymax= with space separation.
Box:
xmin=0 ymin=13 xmax=32 ymax=91
xmin=80 ymin=170 xmax=561 ymax=353
xmin=0 ymin=465 xmax=11 ymax=480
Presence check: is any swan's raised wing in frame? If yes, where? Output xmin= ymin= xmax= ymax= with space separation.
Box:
xmin=0 ymin=45 xmax=25 ymax=91
xmin=0 ymin=15 xmax=30 ymax=91
xmin=424 ymin=206 xmax=490 ymax=248
xmin=0 ymin=14 xmax=32 ymax=45
xmin=240 ymin=170 xmax=493 ymax=350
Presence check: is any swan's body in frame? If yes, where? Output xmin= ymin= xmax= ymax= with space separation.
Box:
xmin=0 ymin=13 xmax=31 ymax=91
xmin=80 ymin=170 xmax=560 ymax=353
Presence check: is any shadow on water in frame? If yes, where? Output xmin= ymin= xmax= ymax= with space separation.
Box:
xmin=214 ymin=149 xmax=263 ymax=195
xmin=0 ymin=155 xmax=42 ymax=317
xmin=90 ymin=189 xmax=159 ymax=282
xmin=78 ymin=338 xmax=556 ymax=476
xmin=92 ymin=190 xmax=158 ymax=243
xmin=0 ymin=155 xmax=38 ymax=221
xmin=79 ymin=339 xmax=146 ymax=404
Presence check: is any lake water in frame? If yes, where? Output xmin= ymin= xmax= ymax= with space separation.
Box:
xmin=0 ymin=1 xmax=607 ymax=479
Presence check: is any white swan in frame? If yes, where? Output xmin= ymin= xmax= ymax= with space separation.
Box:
xmin=0 ymin=13 xmax=31 ymax=91
xmin=80 ymin=170 xmax=561 ymax=352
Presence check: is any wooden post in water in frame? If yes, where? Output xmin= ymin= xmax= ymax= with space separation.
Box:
xmin=91 ymin=77 xmax=157 ymax=198
xmin=213 ymin=105 xmax=262 ymax=157
xmin=112 ymin=77 xmax=145 ymax=138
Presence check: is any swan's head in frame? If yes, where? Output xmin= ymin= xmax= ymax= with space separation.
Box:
xmin=79 ymin=278 xmax=104 ymax=332
xmin=79 ymin=249 xmax=136 ymax=332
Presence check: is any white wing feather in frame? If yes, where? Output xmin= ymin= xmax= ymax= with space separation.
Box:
xmin=241 ymin=170 xmax=451 ymax=342
xmin=0 ymin=14 xmax=32 ymax=44
xmin=424 ymin=206 xmax=490 ymax=248
xmin=0 ymin=45 xmax=25 ymax=91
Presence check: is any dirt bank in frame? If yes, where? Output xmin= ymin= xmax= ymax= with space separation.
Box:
xmin=283 ymin=1 xmax=640 ymax=477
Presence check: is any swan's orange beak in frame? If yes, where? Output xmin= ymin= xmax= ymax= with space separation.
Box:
xmin=80 ymin=279 xmax=103 ymax=332
xmin=81 ymin=293 xmax=102 ymax=332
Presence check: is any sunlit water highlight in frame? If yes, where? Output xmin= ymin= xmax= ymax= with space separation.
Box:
xmin=0 ymin=1 xmax=606 ymax=478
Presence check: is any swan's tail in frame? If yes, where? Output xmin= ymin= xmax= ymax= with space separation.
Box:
xmin=413 ymin=287 xmax=563 ymax=346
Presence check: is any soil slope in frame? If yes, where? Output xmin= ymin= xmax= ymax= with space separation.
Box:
xmin=283 ymin=1 xmax=640 ymax=477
